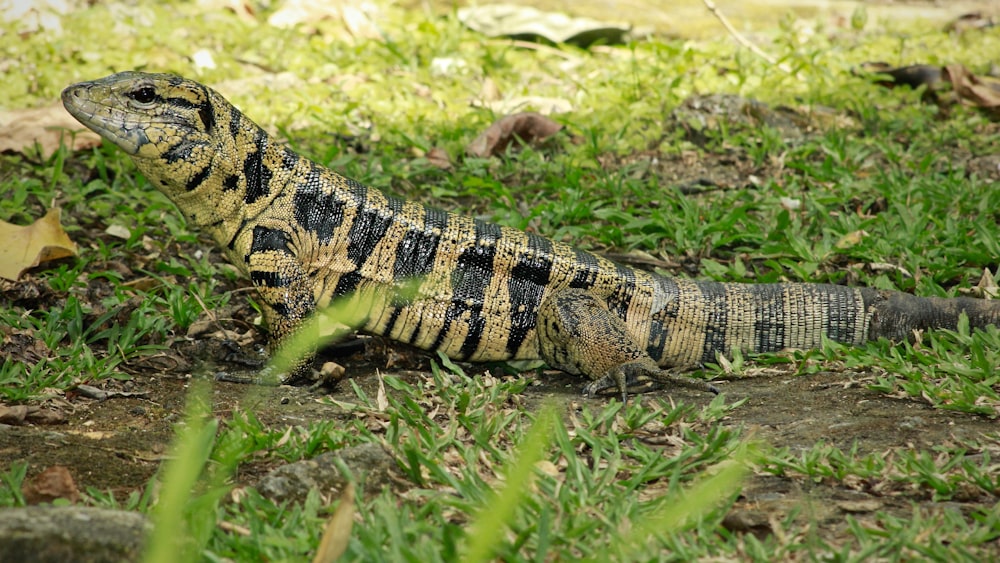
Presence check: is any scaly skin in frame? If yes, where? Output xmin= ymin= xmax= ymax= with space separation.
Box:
xmin=62 ymin=72 xmax=1000 ymax=401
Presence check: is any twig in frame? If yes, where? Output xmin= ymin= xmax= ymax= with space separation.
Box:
xmin=702 ymin=0 xmax=794 ymax=74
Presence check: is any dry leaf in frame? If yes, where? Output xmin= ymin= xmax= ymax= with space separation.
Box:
xmin=312 ymin=482 xmax=355 ymax=563
xmin=268 ymin=0 xmax=379 ymax=39
xmin=1 ymin=0 xmax=72 ymax=34
xmin=196 ymin=0 xmax=257 ymax=24
xmin=978 ymin=268 xmax=998 ymax=300
xmin=426 ymin=147 xmax=452 ymax=170
xmin=320 ymin=361 xmax=346 ymax=381
xmin=104 ymin=224 xmax=131 ymax=239
xmin=945 ymin=12 xmax=997 ymax=34
xmin=943 ymin=64 xmax=1000 ymax=111
xmin=968 ymin=268 xmax=999 ymax=300
xmin=0 ymin=208 xmax=78 ymax=281
xmin=0 ymin=102 xmax=101 ymax=157
xmin=457 ymin=5 xmax=629 ymax=47
xmin=376 ymin=370 xmax=388 ymax=411
xmin=23 ymin=465 xmax=80 ymax=505
xmin=466 ymin=112 xmax=562 ymax=158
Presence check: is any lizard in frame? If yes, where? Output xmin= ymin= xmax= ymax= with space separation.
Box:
xmin=61 ymin=72 xmax=1000 ymax=402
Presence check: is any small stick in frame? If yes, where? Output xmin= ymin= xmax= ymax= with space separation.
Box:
xmin=702 ymin=0 xmax=794 ymax=74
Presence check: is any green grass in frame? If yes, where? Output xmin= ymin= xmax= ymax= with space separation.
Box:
xmin=2 ymin=0 xmax=1000 ymax=560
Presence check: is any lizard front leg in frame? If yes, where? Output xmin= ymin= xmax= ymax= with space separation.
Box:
xmin=537 ymin=288 xmax=718 ymax=403
xmin=231 ymin=227 xmax=318 ymax=384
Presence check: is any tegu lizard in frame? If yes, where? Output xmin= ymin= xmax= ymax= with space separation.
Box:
xmin=61 ymin=72 xmax=1000 ymax=402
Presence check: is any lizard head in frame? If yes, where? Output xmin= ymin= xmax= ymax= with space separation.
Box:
xmin=62 ymin=71 xmax=216 ymax=159
xmin=62 ymin=72 xmax=259 ymax=239
xmin=63 ymin=72 xmax=289 ymax=246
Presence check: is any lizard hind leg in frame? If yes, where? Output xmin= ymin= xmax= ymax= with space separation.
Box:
xmin=537 ymin=288 xmax=717 ymax=403
xmin=582 ymin=361 xmax=720 ymax=401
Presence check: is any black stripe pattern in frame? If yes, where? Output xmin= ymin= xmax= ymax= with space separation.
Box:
xmin=292 ymin=165 xmax=346 ymax=245
xmin=243 ymin=128 xmax=272 ymax=204
xmin=331 ymin=191 xmax=399 ymax=296
xmin=505 ymin=233 xmax=553 ymax=355
xmin=697 ymin=281 xmax=728 ymax=363
xmin=433 ymin=220 xmax=502 ymax=358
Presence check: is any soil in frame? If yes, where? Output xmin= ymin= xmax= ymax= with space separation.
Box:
xmin=3 ymin=94 xmax=999 ymax=548
xmin=3 ymin=354 xmax=996 ymax=543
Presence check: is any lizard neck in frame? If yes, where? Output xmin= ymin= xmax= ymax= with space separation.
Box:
xmin=132 ymin=93 xmax=296 ymax=252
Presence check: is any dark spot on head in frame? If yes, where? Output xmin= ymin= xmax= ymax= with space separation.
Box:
xmin=223 ymin=174 xmax=240 ymax=192
xmin=185 ymin=164 xmax=212 ymax=192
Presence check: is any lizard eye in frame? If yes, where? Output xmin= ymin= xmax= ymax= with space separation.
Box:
xmin=129 ymin=86 xmax=157 ymax=104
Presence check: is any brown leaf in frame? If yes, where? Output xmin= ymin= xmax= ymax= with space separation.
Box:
xmin=312 ymin=482 xmax=355 ymax=563
xmin=465 ymin=112 xmax=562 ymax=158
xmin=23 ymin=465 xmax=81 ymax=505
xmin=426 ymin=147 xmax=452 ymax=170
xmin=0 ymin=103 xmax=101 ymax=157
xmin=0 ymin=208 xmax=78 ymax=281
xmin=943 ymin=64 xmax=1000 ymax=111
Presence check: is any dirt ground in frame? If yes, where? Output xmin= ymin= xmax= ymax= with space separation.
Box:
xmin=2 ymin=336 xmax=997 ymax=543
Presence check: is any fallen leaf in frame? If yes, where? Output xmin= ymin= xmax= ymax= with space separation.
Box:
xmin=320 ymin=361 xmax=346 ymax=382
xmin=0 ymin=208 xmax=78 ymax=281
xmin=962 ymin=268 xmax=999 ymax=300
xmin=458 ymin=4 xmax=629 ymax=47
xmin=268 ymin=0 xmax=379 ymax=40
xmin=22 ymin=465 xmax=80 ymax=505
xmin=867 ymin=262 xmax=912 ymax=278
xmin=312 ymin=482 xmax=355 ymax=563
xmin=376 ymin=370 xmax=388 ymax=411
xmin=943 ymin=64 xmax=1000 ymax=112
xmin=466 ymin=112 xmax=562 ymax=158
xmin=340 ymin=4 xmax=379 ymax=40
xmin=1 ymin=0 xmax=72 ymax=35
xmin=426 ymin=147 xmax=452 ymax=170
xmin=104 ymin=224 xmax=131 ymax=240
xmin=0 ymin=102 xmax=101 ymax=157
xmin=196 ymin=0 xmax=256 ymax=24
xmin=945 ymin=12 xmax=997 ymax=34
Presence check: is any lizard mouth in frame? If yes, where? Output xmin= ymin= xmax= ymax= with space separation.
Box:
xmin=62 ymin=83 xmax=145 ymax=155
